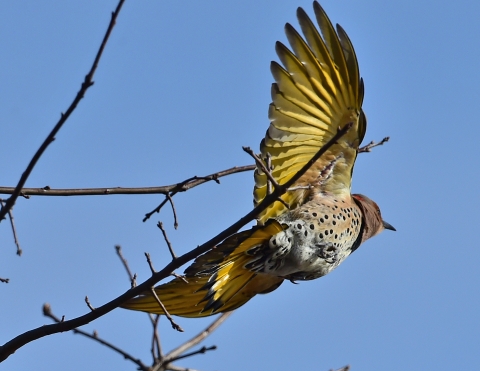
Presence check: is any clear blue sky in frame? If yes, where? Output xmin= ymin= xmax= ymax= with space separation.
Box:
xmin=1 ymin=1 xmax=479 ymax=370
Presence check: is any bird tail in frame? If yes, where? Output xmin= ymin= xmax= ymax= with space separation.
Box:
xmin=121 ymin=275 xmax=257 ymax=318
xmin=122 ymin=222 xmax=285 ymax=318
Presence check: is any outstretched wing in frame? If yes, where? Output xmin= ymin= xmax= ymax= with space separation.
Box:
xmin=254 ymin=2 xmax=367 ymax=224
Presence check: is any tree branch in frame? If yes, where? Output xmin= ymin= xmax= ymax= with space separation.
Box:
xmin=0 ymin=165 xmax=255 ymax=197
xmin=164 ymin=312 xmax=233 ymax=361
xmin=149 ymin=287 xmax=184 ymax=333
xmin=157 ymin=222 xmax=177 ymax=260
xmin=0 ymin=0 xmax=126 ymax=223
xmin=167 ymin=345 xmax=216 ymax=363
xmin=114 ymin=245 xmax=136 ymax=287
xmin=43 ymin=304 xmax=149 ymax=371
xmin=0 ymin=199 xmax=22 ymax=256
xmin=358 ymin=136 xmax=389 ymax=153
xmin=242 ymin=147 xmax=280 ymax=190
xmin=142 ymin=165 xmax=253 ymax=222
xmin=115 ymin=245 xmax=162 ymax=359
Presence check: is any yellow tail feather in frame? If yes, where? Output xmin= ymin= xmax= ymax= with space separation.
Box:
xmin=121 ymin=273 xmax=282 ymax=318
xmin=122 ymin=222 xmax=285 ymax=318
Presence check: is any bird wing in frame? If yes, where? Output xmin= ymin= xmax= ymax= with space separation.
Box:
xmin=254 ymin=2 xmax=366 ymax=224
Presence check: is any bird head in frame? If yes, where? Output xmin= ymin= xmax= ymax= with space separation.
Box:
xmin=352 ymin=194 xmax=395 ymax=244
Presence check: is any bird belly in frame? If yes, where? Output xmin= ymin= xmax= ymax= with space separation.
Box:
xmin=264 ymin=196 xmax=362 ymax=281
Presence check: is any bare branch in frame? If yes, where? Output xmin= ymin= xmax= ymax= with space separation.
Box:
xmin=157 ymin=222 xmax=177 ymax=260
xmin=0 ymin=199 xmax=22 ymax=256
xmin=43 ymin=304 xmax=149 ymax=371
xmin=0 ymin=0 xmax=126 ymax=223
xmin=276 ymin=197 xmax=290 ymax=209
xmin=143 ymin=254 xmax=184 ymax=332
xmin=145 ymin=252 xmax=157 ymax=275
xmin=166 ymin=194 xmax=179 ymax=229
xmin=149 ymin=288 xmax=184 ymax=333
xmin=0 ymin=278 xmax=9 ymax=284
xmin=115 ymin=244 xmax=134 ymax=279
xmin=130 ymin=274 xmax=137 ymax=289
xmin=358 ymin=136 xmax=389 ymax=153
xmin=265 ymin=152 xmax=273 ymax=196
xmin=85 ymin=297 xmax=95 ymax=311
xmin=168 ymin=345 xmax=216 ymax=363
xmin=115 ymin=245 xmax=161 ymax=358
xmin=243 ymin=146 xmax=280 ymax=190
xmin=151 ymin=315 xmax=162 ymax=363
xmin=0 ymin=124 xmax=351 ymax=362
xmin=143 ymin=165 xmax=254 ymax=222
xmin=0 ymin=164 xmax=253 ymax=198
xmin=171 ymin=273 xmax=188 ymax=284
xmin=164 ymin=312 xmax=233 ymax=361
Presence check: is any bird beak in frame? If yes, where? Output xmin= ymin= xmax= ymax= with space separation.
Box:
xmin=383 ymin=220 xmax=396 ymax=231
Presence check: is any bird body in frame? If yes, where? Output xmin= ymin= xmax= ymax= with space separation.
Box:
xmin=122 ymin=1 xmax=394 ymax=318
xmin=269 ymin=192 xmax=364 ymax=281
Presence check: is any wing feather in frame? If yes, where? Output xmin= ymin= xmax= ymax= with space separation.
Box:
xmin=254 ymin=1 xmax=365 ymax=224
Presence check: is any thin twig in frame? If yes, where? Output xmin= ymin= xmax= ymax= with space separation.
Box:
xmin=168 ymin=345 xmax=216 ymax=363
xmin=0 ymin=199 xmax=22 ymax=256
xmin=42 ymin=304 xmax=149 ymax=371
xmin=114 ymin=245 xmax=135 ymax=280
xmin=171 ymin=273 xmax=188 ymax=284
xmin=114 ymin=245 xmax=138 ymax=288
xmin=151 ymin=315 xmax=162 ymax=362
xmin=0 ymin=278 xmax=9 ymax=284
xmin=243 ymin=147 xmax=280 ymax=190
xmin=0 ymin=163 xmax=253 ymax=198
xmin=358 ymin=136 xmax=389 ymax=153
xmin=265 ymin=152 xmax=273 ymax=196
xmin=157 ymin=222 xmax=177 ymax=260
xmin=0 ymin=124 xmax=351 ymax=362
xmin=145 ymin=253 xmax=156 ymax=274
xmin=149 ymin=288 xmax=184 ymax=332
xmin=0 ymin=166 xmax=252 ymax=221
xmin=0 ymin=165 xmax=255 ymax=202
xmin=143 ymin=165 xmax=254 ymax=222
xmin=85 ymin=297 xmax=95 ymax=311
xmin=287 ymin=185 xmax=312 ymax=192
xmin=276 ymin=197 xmax=290 ymax=209
xmin=166 ymin=194 xmax=179 ymax=229
xmin=114 ymin=245 xmax=160 ymax=357
xmin=0 ymin=0 xmax=126 ymax=223
xmin=130 ymin=273 xmax=137 ymax=289
xmin=164 ymin=312 xmax=233 ymax=361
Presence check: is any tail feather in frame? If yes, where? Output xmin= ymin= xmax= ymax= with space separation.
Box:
xmin=122 ymin=221 xmax=286 ymax=318
xmin=122 ymin=274 xmax=281 ymax=318
xmin=122 ymin=277 xmax=214 ymax=318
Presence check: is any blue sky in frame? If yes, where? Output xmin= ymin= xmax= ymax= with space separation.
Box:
xmin=1 ymin=1 xmax=480 ymax=370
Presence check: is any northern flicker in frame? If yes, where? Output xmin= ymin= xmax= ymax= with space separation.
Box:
xmin=122 ymin=1 xmax=394 ymax=317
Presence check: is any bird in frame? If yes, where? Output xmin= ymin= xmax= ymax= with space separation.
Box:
xmin=122 ymin=1 xmax=395 ymax=318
